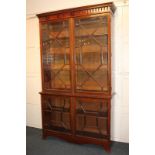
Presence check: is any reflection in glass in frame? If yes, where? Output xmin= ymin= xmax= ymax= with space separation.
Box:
xmin=43 ymin=96 xmax=71 ymax=133
xmin=76 ymin=98 xmax=108 ymax=139
xmin=41 ymin=20 xmax=71 ymax=90
xmin=75 ymin=16 xmax=109 ymax=92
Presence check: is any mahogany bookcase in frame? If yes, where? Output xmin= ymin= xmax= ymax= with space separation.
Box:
xmin=37 ymin=2 xmax=116 ymax=152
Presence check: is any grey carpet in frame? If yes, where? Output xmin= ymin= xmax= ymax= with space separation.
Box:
xmin=26 ymin=127 xmax=129 ymax=155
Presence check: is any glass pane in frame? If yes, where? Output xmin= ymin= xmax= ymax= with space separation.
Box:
xmin=76 ymin=98 xmax=108 ymax=139
xmin=43 ymin=96 xmax=71 ymax=133
xmin=75 ymin=16 xmax=109 ymax=92
xmin=41 ymin=20 xmax=71 ymax=90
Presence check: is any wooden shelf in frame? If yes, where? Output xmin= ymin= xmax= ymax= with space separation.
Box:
xmin=76 ymin=64 xmax=108 ymax=71
xmin=42 ymin=37 xmax=69 ymax=43
xmin=43 ymin=64 xmax=70 ymax=70
xmin=76 ymin=110 xmax=108 ymax=117
xmin=43 ymin=46 xmax=107 ymax=55
xmin=44 ymin=84 xmax=71 ymax=90
xmin=76 ymin=83 xmax=108 ymax=92
xmin=43 ymin=64 xmax=108 ymax=71
xmin=43 ymin=48 xmax=108 ymax=55
xmin=45 ymin=125 xmax=71 ymax=133
xmin=76 ymin=88 xmax=108 ymax=92
xmin=42 ymin=34 xmax=108 ymax=43
xmin=75 ymin=51 xmax=108 ymax=55
xmin=77 ymin=127 xmax=107 ymax=134
xmin=48 ymin=49 xmax=70 ymax=55
xmin=76 ymin=33 xmax=108 ymax=38
xmin=44 ymin=108 xmax=70 ymax=113
xmin=45 ymin=50 xmax=107 ymax=55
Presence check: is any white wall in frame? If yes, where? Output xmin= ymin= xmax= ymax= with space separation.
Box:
xmin=26 ymin=0 xmax=129 ymax=143
xmin=26 ymin=16 xmax=42 ymax=128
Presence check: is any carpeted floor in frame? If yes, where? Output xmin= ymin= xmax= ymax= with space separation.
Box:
xmin=26 ymin=127 xmax=129 ymax=155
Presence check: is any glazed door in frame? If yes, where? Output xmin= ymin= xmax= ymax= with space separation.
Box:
xmin=75 ymin=98 xmax=109 ymax=139
xmin=41 ymin=20 xmax=71 ymax=91
xmin=42 ymin=95 xmax=71 ymax=133
xmin=74 ymin=15 xmax=110 ymax=92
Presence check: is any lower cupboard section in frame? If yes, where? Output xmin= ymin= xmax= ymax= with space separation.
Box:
xmin=75 ymin=97 xmax=109 ymax=139
xmin=42 ymin=95 xmax=71 ymax=133
xmin=76 ymin=115 xmax=108 ymax=139
xmin=41 ymin=94 xmax=110 ymax=142
xmin=44 ymin=111 xmax=71 ymax=133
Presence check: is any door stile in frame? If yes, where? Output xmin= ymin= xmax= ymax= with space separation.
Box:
xmin=107 ymin=99 xmax=111 ymax=140
xmin=107 ymin=14 xmax=112 ymax=95
xmin=69 ymin=18 xmax=75 ymax=95
xmin=69 ymin=18 xmax=76 ymax=135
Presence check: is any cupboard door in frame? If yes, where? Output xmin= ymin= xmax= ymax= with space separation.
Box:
xmin=42 ymin=95 xmax=71 ymax=133
xmin=75 ymin=98 xmax=109 ymax=139
xmin=41 ymin=20 xmax=71 ymax=90
xmin=74 ymin=16 xmax=110 ymax=92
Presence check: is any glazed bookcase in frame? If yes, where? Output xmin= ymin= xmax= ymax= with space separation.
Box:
xmin=37 ymin=2 xmax=115 ymax=152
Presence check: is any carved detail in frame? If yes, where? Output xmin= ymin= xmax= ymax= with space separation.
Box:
xmin=38 ymin=3 xmax=116 ymax=22
xmin=72 ymin=6 xmax=113 ymax=18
